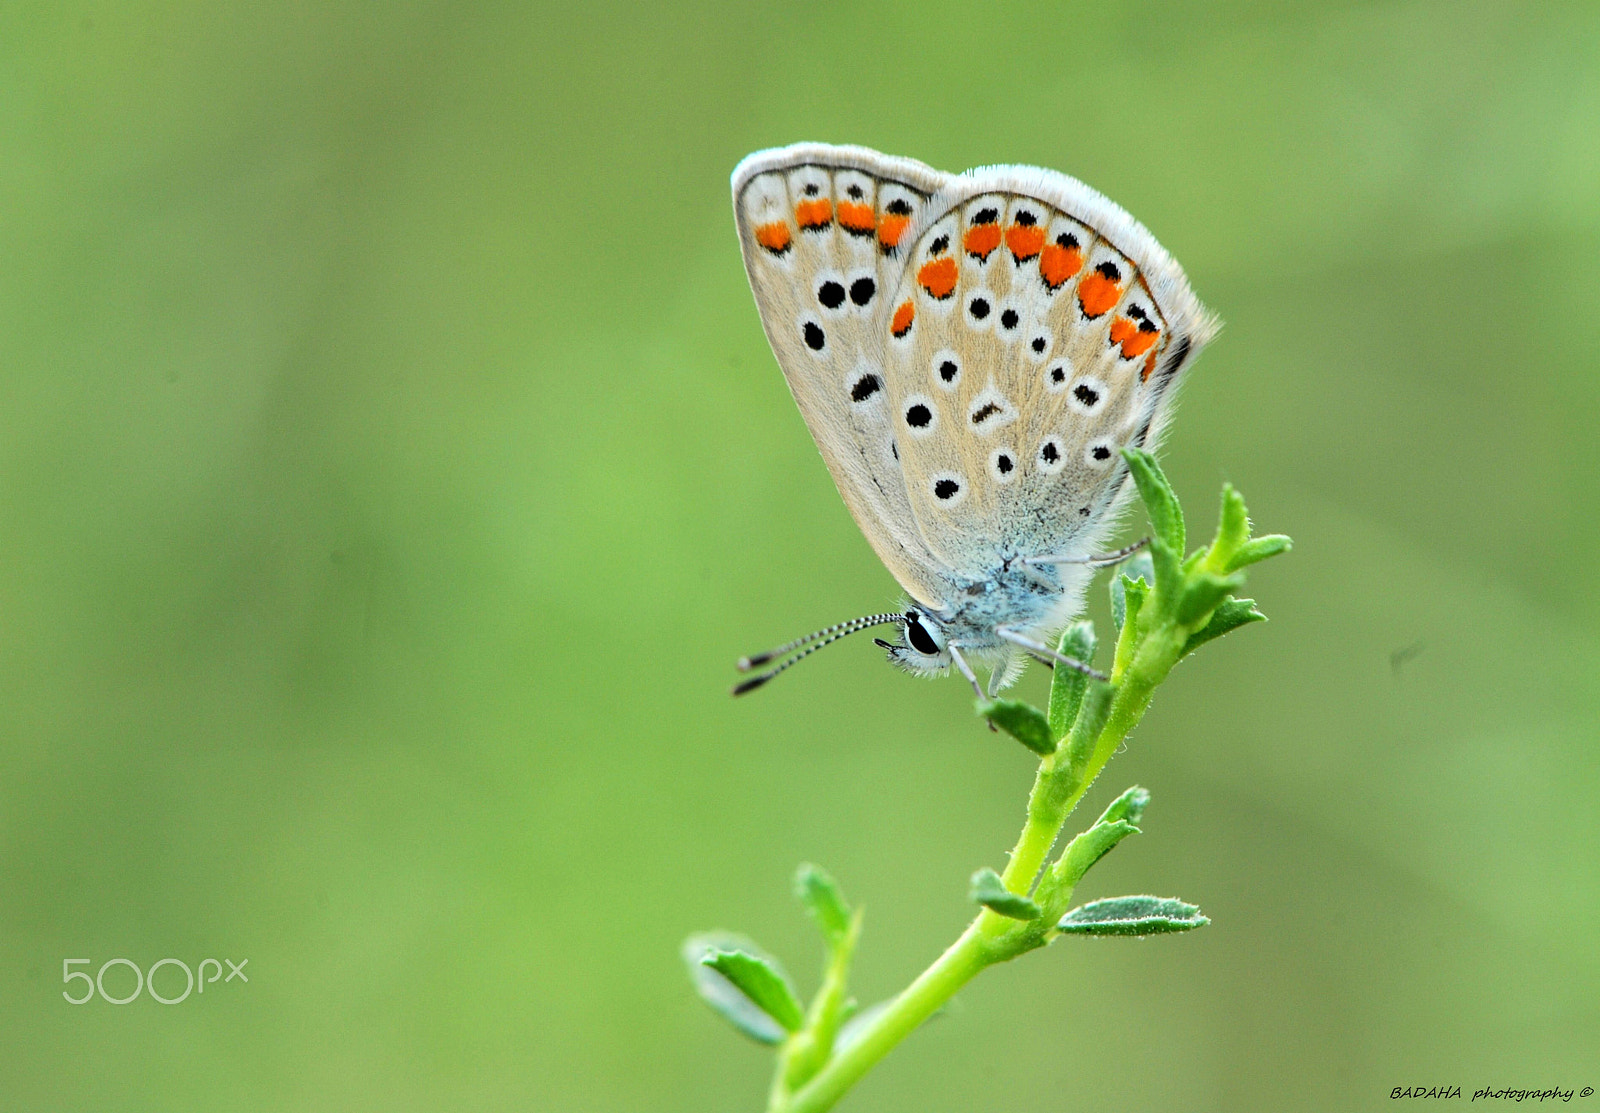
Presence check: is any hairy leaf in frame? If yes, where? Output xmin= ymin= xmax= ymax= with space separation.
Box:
xmin=1097 ymin=785 xmax=1150 ymax=827
xmin=1058 ymin=819 xmax=1140 ymax=886
xmin=1109 ymin=553 xmax=1153 ymax=632
xmin=795 ymin=863 xmax=852 ymax=949
xmin=1181 ymin=599 xmax=1265 ymax=657
xmin=1064 ymin=681 xmax=1115 ymax=773
xmin=1123 ymin=448 xmax=1184 ymax=555
xmin=978 ymin=698 xmax=1054 ymax=756
xmin=969 ymin=867 xmax=1042 ymax=920
xmin=1057 ymin=896 xmax=1209 ymax=937
xmin=1225 ymin=534 xmax=1293 ymax=572
xmin=1212 ymin=483 xmax=1250 ymax=567
xmin=1048 ymin=621 xmax=1097 ymax=738
xmin=1174 ymin=569 xmax=1245 ymax=628
xmin=682 ymin=933 xmax=795 ymax=1043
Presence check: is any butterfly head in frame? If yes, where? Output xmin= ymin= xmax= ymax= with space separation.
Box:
xmin=874 ymin=608 xmax=952 ymax=675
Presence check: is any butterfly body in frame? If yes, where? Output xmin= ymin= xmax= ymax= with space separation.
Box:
xmin=880 ymin=558 xmax=1089 ymax=686
xmin=732 ymin=144 xmax=1215 ymax=694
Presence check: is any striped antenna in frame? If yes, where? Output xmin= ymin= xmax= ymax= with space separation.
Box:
xmin=732 ymin=612 xmax=904 ymax=696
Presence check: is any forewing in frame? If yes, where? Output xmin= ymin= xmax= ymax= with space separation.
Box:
xmin=879 ymin=167 xmax=1218 ymax=575
xmin=732 ymin=144 xmax=957 ymax=607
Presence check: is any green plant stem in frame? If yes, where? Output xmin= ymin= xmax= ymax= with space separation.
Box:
xmin=781 ymin=923 xmax=993 ymax=1113
xmin=721 ymin=460 xmax=1293 ymax=1113
xmin=997 ymin=750 xmax=1074 ymax=896
xmin=768 ymin=910 xmax=863 ymax=1109
xmin=776 ymin=621 xmax=1199 ymax=1112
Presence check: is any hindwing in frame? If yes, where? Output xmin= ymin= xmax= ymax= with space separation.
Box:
xmin=732 ymin=144 xmax=957 ymax=606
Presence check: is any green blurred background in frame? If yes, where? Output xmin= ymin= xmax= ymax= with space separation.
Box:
xmin=3 ymin=1 xmax=1597 ymax=1109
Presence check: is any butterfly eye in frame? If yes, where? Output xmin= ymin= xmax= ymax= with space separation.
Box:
xmin=904 ymin=612 xmax=942 ymax=656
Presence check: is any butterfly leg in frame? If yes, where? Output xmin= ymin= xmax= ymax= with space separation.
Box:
xmin=994 ymin=627 xmax=1108 ymax=681
xmin=948 ymin=645 xmax=999 ymax=732
xmin=947 ymin=644 xmax=985 ymax=698
xmin=986 ymin=662 xmax=1006 ymax=699
xmin=1022 ymin=537 xmax=1150 ymax=568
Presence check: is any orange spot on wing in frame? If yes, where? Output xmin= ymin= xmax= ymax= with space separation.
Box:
xmin=1109 ymin=317 xmax=1160 ymax=360
xmin=837 ymin=201 xmax=875 ymax=234
xmin=754 ymin=222 xmax=791 ymax=254
xmin=795 ymin=199 xmax=833 ymax=229
xmin=963 ymin=223 xmax=1002 ymax=260
xmin=1039 ymin=243 xmax=1083 ymax=289
xmin=1077 ymin=271 xmax=1123 ymax=318
xmin=891 ymin=300 xmax=915 ymax=338
xmin=917 ymin=256 xmax=958 ymax=299
xmin=877 ymin=213 xmax=910 ymax=251
xmin=1142 ymin=350 xmax=1158 ymax=381
xmin=1005 ymin=223 xmax=1045 ymax=261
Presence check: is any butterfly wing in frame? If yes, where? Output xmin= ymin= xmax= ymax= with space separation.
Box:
xmin=878 ymin=167 xmax=1218 ymax=576
xmin=732 ymin=144 xmax=958 ymax=607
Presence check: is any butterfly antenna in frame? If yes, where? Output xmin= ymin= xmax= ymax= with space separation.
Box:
xmin=736 ymin=612 xmax=904 ymax=671
xmin=732 ymin=612 xmax=904 ymax=696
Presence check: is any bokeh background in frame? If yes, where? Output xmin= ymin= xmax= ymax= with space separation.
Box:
xmin=3 ymin=1 xmax=1597 ymax=1109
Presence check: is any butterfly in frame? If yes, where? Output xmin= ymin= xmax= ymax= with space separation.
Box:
xmin=730 ymin=144 xmax=1216 ymax=699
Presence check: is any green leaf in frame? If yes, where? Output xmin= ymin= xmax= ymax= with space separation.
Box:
xmin=701 ymin=948 xmax=806 ymax=1035
xmin=1173 ymin=569 xmax=1245 ymax=628
xmin=682 ymin=933 xmax=794 ymax=1044
xmin=1181 ymin=598 xmax=1265 ymax=657
xmin=1109 ymin=553 xmax=1153 ymax=632
xmin=978 ymin=698 xmax=1054 ymax=756
xmin=1057 ymin=819 xmax=1140 ymax=886
xmin=1048 ymin=621 xmax=1097 ymax=738
xmin=969 ymin=867 xmax=1041 ymax=920
xmin=1122 ymin=448 xmax=1184 ymax=555
xmin=1148 ymin=538 xmax=1184 ymax=615
xmin=1056 ymin=896 xmax=1209 ymax=936
xmin=1211 ymin=483 xmax=1250 ymax=568
xmin=1063 ymin=680 xmax=1115 ymax=774
xmin=1097 ymin=784 xmax=1150 ymax=827
xmin=1225 ymin=534 xmax=1292 ymax=572
xmin=794 ymin=863 xmax=852 ymax=949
